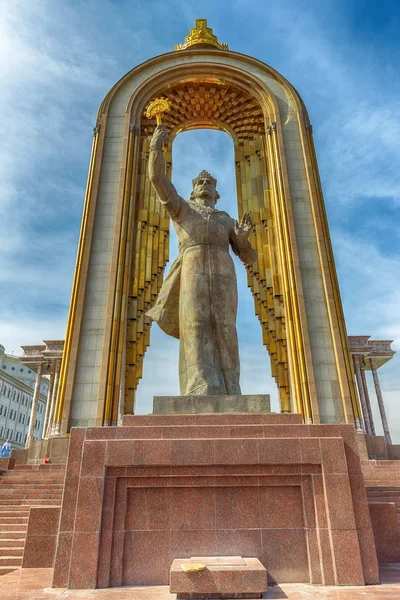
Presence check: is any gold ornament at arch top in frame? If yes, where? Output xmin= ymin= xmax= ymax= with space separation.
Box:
xmin=174 ymin=19 xmax=228 ymax=51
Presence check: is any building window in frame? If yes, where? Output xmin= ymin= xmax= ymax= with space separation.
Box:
xmin=17 ymin=393 xmax=20 ymax=402
xmin=0 ymin=405 xmax=2 ymax=416
xmin=7 ymin=388 xmax=11 ymax=397
xmin=24 ymin=434 xmax=27 ymax=443
xmin=0 ymin=427 xmax=2 ymax=436
xmin=3 ymin=407 xmax=6 ymax=417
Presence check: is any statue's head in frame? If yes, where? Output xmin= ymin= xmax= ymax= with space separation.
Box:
xmin=190 ymin=170 xmax=220 ymax=206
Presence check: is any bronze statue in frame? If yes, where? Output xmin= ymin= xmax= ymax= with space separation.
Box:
xmin=147 ymin=124 xmax=256 ymax=396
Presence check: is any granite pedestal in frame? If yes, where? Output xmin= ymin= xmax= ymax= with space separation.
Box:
xmin=153 ymin=394 xmax=270 ymax=414
xmin=51 ymin=411 xmax=379 ymax=589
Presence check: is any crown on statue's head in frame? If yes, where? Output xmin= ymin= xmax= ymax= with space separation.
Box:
xmin=192 ymin=170 xmax=217 ymax=188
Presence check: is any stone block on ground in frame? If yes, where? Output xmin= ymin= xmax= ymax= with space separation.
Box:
xmin=170 ymin=556 xmax=267 ymax=599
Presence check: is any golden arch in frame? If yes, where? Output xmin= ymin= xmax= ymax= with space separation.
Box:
xmin=52 ymin=49 xmax=361 ymax=434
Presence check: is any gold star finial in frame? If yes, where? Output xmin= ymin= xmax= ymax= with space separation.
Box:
xmin=174 ymin=19 xmax=228 ymax=51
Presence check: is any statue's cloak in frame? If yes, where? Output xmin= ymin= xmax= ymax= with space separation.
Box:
xmin=146 ymin=255 xmax=182 ymax=339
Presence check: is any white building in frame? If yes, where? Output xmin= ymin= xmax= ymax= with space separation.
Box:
xmin=0 ymin=345 xmax=48 ymax=448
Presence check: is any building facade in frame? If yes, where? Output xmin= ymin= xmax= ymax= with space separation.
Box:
xmin=0 ymin=345 xmax=48 ymax=448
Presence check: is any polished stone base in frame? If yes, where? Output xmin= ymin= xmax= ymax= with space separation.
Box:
xmin=171 ymin=556 xmax=266 ymax=599
xmin=153 ymin=394 xmax=270 ymax=414
xmin=50 ymin=415 xmax=379 ymax=588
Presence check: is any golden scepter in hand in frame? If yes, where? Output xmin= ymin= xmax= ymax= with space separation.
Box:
xmin=145 ymin=97 xmax=171 ymax=125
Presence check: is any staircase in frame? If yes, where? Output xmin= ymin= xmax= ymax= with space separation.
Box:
xmin=363 ymin=459 xmax=400 ymax=524
xmin=0 ymin=464 xmax=65 ymax=575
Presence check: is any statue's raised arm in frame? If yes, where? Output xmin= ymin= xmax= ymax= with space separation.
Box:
xmin=148 ymin=125 xmax=188 ymax=222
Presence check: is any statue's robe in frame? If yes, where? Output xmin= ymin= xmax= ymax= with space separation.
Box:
xmin=146 ymin=191 xmax=256 ymax=396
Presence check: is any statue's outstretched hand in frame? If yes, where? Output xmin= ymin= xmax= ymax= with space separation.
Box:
xmin=235 ymin=212 xmax=252 ymax=240
xmin=150 ymin=124 xmax=169 ymax=149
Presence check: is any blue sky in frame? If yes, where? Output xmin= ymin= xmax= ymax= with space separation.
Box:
xmin=1 ymin=0 xmax=399 ymax=439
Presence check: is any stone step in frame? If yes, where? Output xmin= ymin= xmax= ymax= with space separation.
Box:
xmin=0 ymin=499 xmax=61 ymax=507
xmin=0 ymin=532 xmax=28 ymax=540
xmin=0 ymin=517 xmax=28 ymax=525
xmin=0 ymin=555 xmax=22 ymax=567
xmin=0 ymin=539 xmax=25 ymax=548
xmin=0 ymin=524 xmax=27 ymax=533
xmin=0 ymin=566 xmax=19 ymax=576
xmin=0 ymin=508 xmax=30 ymax=514
xmin=0 ymin=546 xmax=24 ymax=557
xmin=14 ymin=464 xmax=65 ymax=470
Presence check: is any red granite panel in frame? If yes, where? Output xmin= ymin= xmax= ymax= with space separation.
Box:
xmin=319 ymin=438 xmax=347 ymax=474
xmin=323 ymin=473 xmax=356 ymax=530
xmin=161 ymin=426 xmax=197 ymax=439
xmin=66 ymin=427 xmax=86 ymax=477
xmin=195 ymin=426 xmax=231 ymax=438
xmin=109 ymin=531 xmax=124 ymax=587
xmin=262 ymin=528 xmax=309 ymax=583
xmin=22 ymin=534 xmax=56 ymax=568
xmin=126 ymin=465 xmax=172 ymax=477
xmin=106 ymin=466 xmax=127 ymax=477
xmin=263 ymin=425 xmax=310 ymax=438
xmin=214 ymin=439 xmax=258 ymax=464
xmin=171 ymin=565 xmax=220 ymax=594
xmin=215 ymin=475 xmax=258 ymax=487
xmin=58 ymin=474 xmax=79 ymax=532
xmin=299 ymin=437 xmax=321 ymax=464
xmin=97 ymin=478 xmax=117 ymax=589
xmin=216 ymin=529 xmax=262 ymax=560
xmin=169 ymin=476 xmax=215 ymax=487
xmin=301 ymin=476 xmax=316 ymax=528
xmin=373 ymin=528 xmax=400 ymax=563
xmin=113 ymin=478 xmax=127 ymax=532
xmin=126 ymin=487 xmax=171 ymax=530
xmin=306 ymin=529 xmax=322 ymax=584
xmin=259 ymin=486 xmax=304 ymax=528
xmin=330 ymin=529 xmax=364 ymax=585
xmin=26 ymin=506 xmax=60 ymax=536
xmin=170 ymin=530 xmax=217 ymax=559
xmin=357 ymin=526 xmax=380 ymax=584
xmin=230 ymin=425 xmax=264 ymax=438
xmin=75 ymin=476 xmax=104 ymax=532
xmin=52 ymin=532 xmax=72 ymax=588
xmin=97 ymin=527 xmax=112 ymax=588
xmin=259 ymin=475 xmax=301 ymax=486
xmin=106 ymin=440 xmax=135 ymax=465
xmin=80 ymin=440 xmax=106 ymax=476
xmin=171 ymin=465 xmax=216 ymax=477
xmin=349 ymin=473 xmax=374 ymax=529
xmin=171 ymin=487 xmax=216 ymax=531
xmin=134 ymin=439 xmax=172 ymax=465
xmin=218 ymin=567 xmax=267 ymax=595
xmin=258 ymin=439 xmax=301 ymax=463
xmin=369 ymin=502 xmax=399 ymax=530
xmin=310 ymin=425 xmax=362 ymax=474
xmin=215 ymin=486 xmax=260 ymax=529
xmin=69 ymin=532 xmax=100 ymax=589
xmin=86 ymin=427 xmax=117 ymax=440
xmin=318 ymin=529 xmax=335 ymax=585
xmin=215 ymin=464 xmax=258 ymax=476
xmin=311 ymin=474 xmax=328 ymax=528
xmin=171 ymin=440 xmax=214 ymax=465
xmin=122 ymin=530 xmax=171 ymax=585
xmin=124 ymin=414 xmax=196 ymax=427
xmin=115 ymin=426 xmax=162 ymax=439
